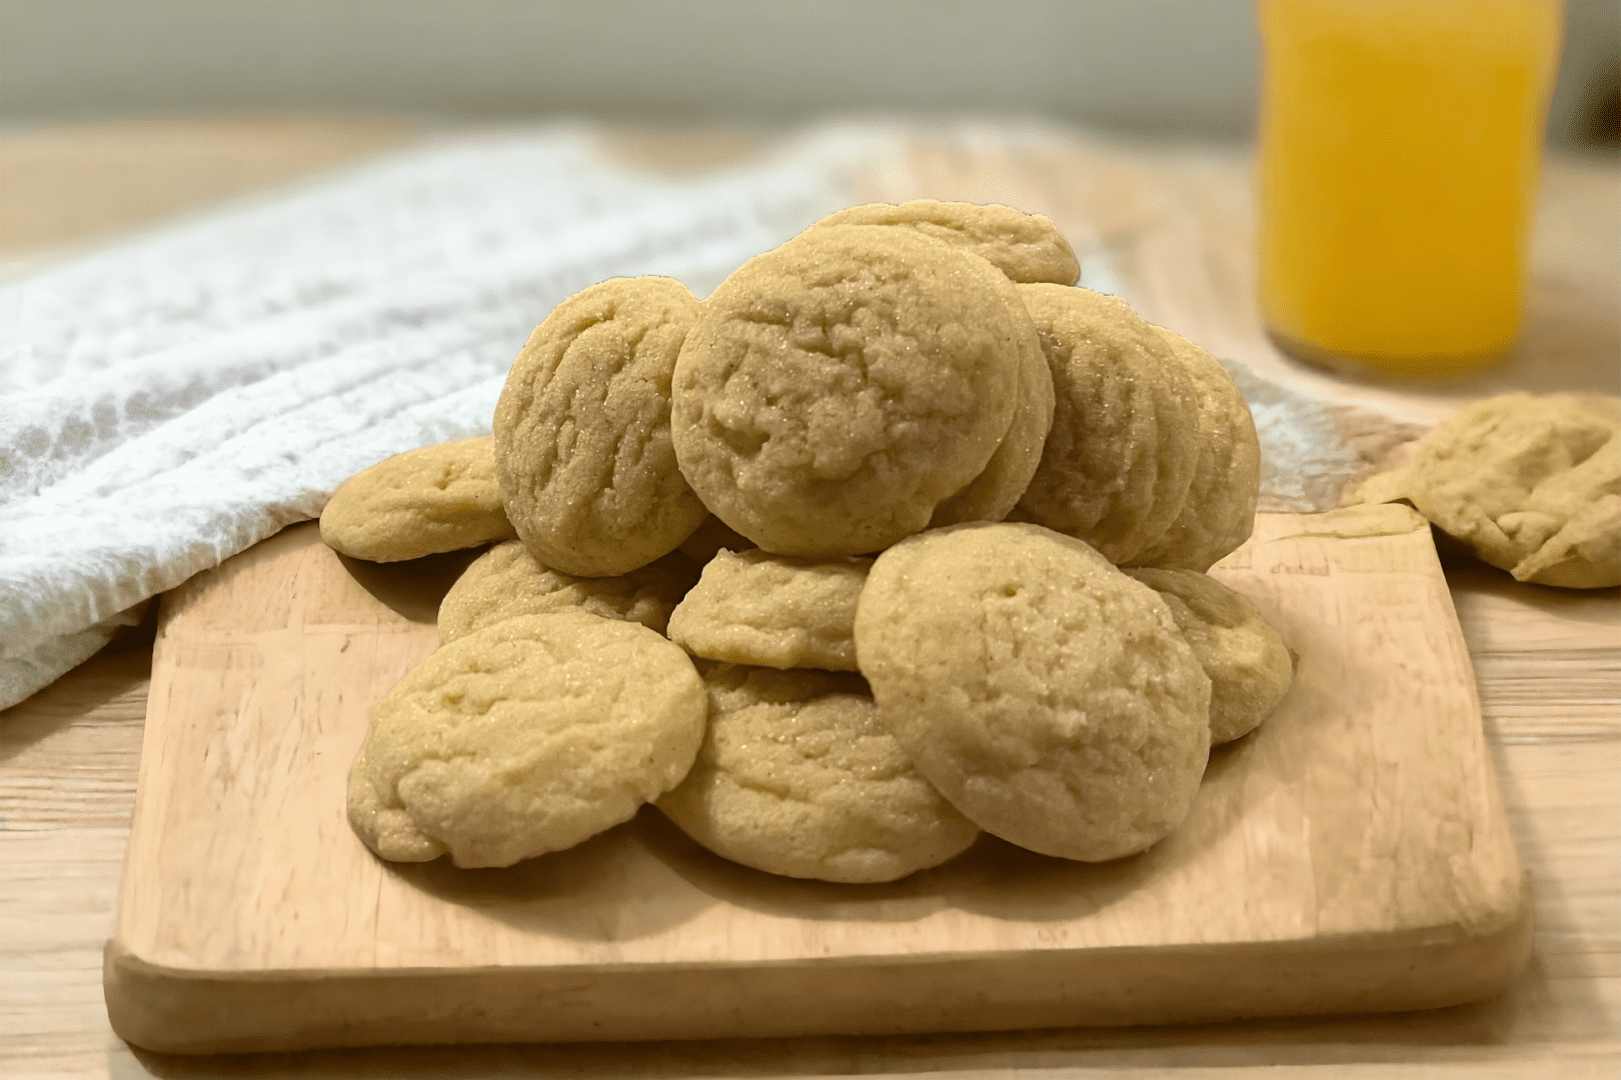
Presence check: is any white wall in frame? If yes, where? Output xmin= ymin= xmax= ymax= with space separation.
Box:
xmin=0 ymin=0 xmax=1614 ymax=146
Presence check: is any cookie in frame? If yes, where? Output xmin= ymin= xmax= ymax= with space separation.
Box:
xmin=928 ymin=275 xmax=1057 ymax=527
xmin=1127 ymin=326 xmax=1262 ymax=571
xmin=1358 ymin=392 xmax=1620 ymax=588
xmin=319 ymin=436 xmax=516 ymax=562
xmin=437 ymin=540 xmax=699 ymax=644
xmin=347 ymin=612 xmax=706 ymax=868
xmin=493 ymin=276 xmax=708 ymax=577
xmin=657 ymin=664 xmax=980 ymax=883
xmin=670 ymin=225 xmax=1029 ymax=557
xmin=854 ymin=522 xmax=1211 ymax=862
xmin=1124 ymin=568 xmax=1294 ymax=744
xmin=1009 ymin=284 xmax=1201 ymax=563
xmin=810 ymin=200 xmax=1080 ymax=285
xmin=666 ymin=548 xmax=871 ymax=671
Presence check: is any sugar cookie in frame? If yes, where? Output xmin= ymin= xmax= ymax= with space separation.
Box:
xmin=671 ymin=225 xmax=1028 ymax=557
xmin=658 ymin=664 xmax=980 ymax=883
xmin=347 ymin=612 xmax=705 ymax=868
xmin=811 ymin=200 xmax=1080 ymax=285
xmin=320 ymin=436 xmax=515 ymax=562
xmin=1356 ymin=393 xmax=1620 ymax=588
xmin=928 ymin=276 xmax=1056 ymax=527
xmin=666 ymin=548 xmax=870 ymax=671
xmin=854 ymin=522 xmax=1211 ymax=862
xmin=1128 ymin=326 xmax=1261 ymax=571
xmin=1009 ymin=285 xmax=1201 ymax=563
xmin=1124 ymin=568 xmax=1293 ymax=744
xmin=494 ymin=276 xmax=708 ymax=577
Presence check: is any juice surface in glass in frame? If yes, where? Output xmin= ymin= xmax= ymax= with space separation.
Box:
xmin=1256 ymin=0 xmax=1563 ymax=375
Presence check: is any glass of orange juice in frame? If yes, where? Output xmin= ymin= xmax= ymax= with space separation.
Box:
xmin=1256 ymin=0 xmax=1564 ymax=376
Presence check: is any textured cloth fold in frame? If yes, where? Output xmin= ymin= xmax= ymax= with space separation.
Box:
xmin=0 ymin=125 xmax=902 ymax=708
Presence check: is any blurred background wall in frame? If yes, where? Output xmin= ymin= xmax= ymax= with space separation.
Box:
xmin=0 ymin=0 xmax=1616 ymax=147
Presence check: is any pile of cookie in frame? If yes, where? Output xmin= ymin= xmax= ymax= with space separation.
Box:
xmin=326 ymin=201 xmax=1295 ymax=882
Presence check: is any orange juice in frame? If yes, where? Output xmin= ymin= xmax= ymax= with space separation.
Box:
xmin=1256 ymin=0 xmax=1563 ymax=375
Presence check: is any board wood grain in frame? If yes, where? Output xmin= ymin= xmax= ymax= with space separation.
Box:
xmin=103 ymin=504 xmax=1530 ymax=1054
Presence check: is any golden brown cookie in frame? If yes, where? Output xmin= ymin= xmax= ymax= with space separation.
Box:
xmin=854 ymin=522 xmax=1212 ymax=862
xmin=319 ymin=436 xmax=516 ymax=562
xmin=1356 ymin=393 xmax=1620 ymax=588
xmin=493 ymin=276 xmax=708 ymax=577
xmin=1009 ymin=284 xmax=1201 ymax=563
xmin=347 ymin=612 xmax=706 ymax=868
xmin=810 ymin=200 xmax=1080 ymax=285
xmin=1127 ymin=326 xmax=1262 ymax=571
xmin=1124 ymin=567 xmax=1294 ymax=744
xmin=657 ymin=664 xmax=980 ymax=883
xmin=437 ymin=540 xmax=699 ymax=644
xmin=671 ymin=225 xmax=1029 ymax=557
xmin=666 ymin=548 xmax=871 ymax=671
xmin=928 ymin=277 xmax=1057 ymax=527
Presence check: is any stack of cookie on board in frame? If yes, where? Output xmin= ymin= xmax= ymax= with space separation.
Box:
xmin=325 ymin=201 xmax=1295 ymax=882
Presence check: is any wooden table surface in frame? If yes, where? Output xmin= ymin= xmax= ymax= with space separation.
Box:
xmin=1 ymin=117 xmax=1617 ymax=1080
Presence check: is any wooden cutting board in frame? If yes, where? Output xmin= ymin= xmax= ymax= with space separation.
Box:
xmin=104 ymin=504 xmax=1529 ymax=1054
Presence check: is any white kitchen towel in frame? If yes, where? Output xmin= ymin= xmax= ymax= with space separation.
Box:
xmin=0 ymin=124 xmax=907 ymax=709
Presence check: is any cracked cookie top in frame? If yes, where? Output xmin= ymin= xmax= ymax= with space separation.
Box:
xmin=493 ymin=276 xmax=708 ymax=578
xmin=657 ymin=664 xmax=979 ymax=883
xmin=854 ymin=522 xmax=1211 ymax=863
xmin=347 ymin=611 xmax=706 ymax=868
xmin=319 ymin=436 xmax=515 ymax=562
xmin=671 ymin=225 xmax=1028 ymax=557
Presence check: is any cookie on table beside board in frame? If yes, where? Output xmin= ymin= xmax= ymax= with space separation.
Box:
xmin=1124 ymin=567 xmax=1295 ymax=745
xmin=347 ymin=612 xmax=705 ymax=869
xmin=494 ymin=275 xmax=709 ymax=578
xmin=657 ymin=664 xmax=980 ymax=884
xmin=437 ymin=540 xmax=698 ymax=644
xmin=854 ymin=522 xmax=1212 ymax=863
xmin=670 ymin=225 xmax=1031 ymax=557
xmin=666 ymin=548 xmax=870 ymax=671
xmin=319 ymin=436 xmax=515 ymax=562
xmin=1355 ymin=392 xmax=1621 ymax=589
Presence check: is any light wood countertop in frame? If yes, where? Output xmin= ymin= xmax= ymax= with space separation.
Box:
xmin=1 ymin=117 xmax=1616 ymax=1079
